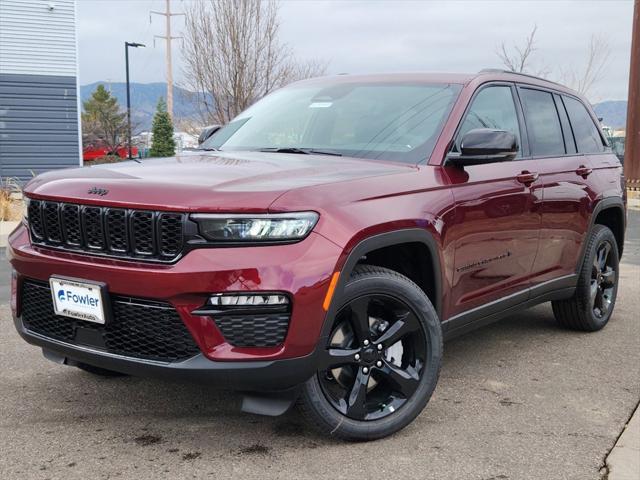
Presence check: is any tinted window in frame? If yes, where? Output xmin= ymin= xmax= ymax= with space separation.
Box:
xmin=562 ymin=96 xmax=604 ymax=153
xmin=457 ymin=86 xmax=521 ymax=155
xmin=553 ymin=94 xmax=577 ymax=154
xmin=203 ymin=82 xmax=461 ymax=164
xmin=519 ymin=88 xmax=565 ymax=156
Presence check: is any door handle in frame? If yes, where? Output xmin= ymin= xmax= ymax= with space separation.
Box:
xmin=516 ymin=171 xmax=539 ymax=185
xmin=576 ymin=165 xmax=593 ymax=178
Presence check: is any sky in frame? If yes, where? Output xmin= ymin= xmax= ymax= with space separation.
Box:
xmin=77 ymin=0 xmax=635 ymax=102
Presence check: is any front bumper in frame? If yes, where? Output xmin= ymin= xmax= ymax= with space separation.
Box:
xmin=14 ymin=315 xmax=317 ymax=390
xmin=8 ymin=224 xmax=342 ymax=365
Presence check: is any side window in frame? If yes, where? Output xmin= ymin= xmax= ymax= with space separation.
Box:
xmin=553 ymin=94 xmax=577 ymax=154
xmin=562 ymin=96 xmax=605 ymax=154
xmin=456 ymin=86 xmax=521 ymax=155
xmin=519 ymin=88 xmax=565 ymax=157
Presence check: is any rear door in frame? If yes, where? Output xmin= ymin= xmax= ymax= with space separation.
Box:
xmin=521 ymin=88 xmax=602 ymax=288
xmin=444 ymin=83 xmax=543 ymax=319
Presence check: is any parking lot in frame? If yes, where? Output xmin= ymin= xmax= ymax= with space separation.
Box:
xmin=0 ymin=212 xmax=638 ymax=480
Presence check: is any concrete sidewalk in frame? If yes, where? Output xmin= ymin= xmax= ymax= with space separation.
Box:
xmin=606 ymin=403 xmax=640 ymax=479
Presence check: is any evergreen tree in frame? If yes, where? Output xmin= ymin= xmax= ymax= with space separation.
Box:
xmin=81 ymin=84 xmax=127 ymax=153
xmin=149 ymin=98 xmax=176 ymax=157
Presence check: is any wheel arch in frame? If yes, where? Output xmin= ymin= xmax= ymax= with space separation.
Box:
xmin=321 ymin=229 xmax=443 ymax=340
xmin=577 ymin=197 xmax=626 ymax=272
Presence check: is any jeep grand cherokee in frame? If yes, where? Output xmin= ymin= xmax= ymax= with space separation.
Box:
xmin=9 ymin=70 xmax=626 ymax=440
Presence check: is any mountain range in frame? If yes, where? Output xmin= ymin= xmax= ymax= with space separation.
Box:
xmin=592 ymin=101 xmax=628 ymax=129
xmin=81 ymin=82 xmax=630 ymax=131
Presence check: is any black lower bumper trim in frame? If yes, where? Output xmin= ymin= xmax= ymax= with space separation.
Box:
xmin=14 ymin=316 xmax=316 ymax=391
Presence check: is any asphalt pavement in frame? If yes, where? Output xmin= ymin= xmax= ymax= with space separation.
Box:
xmin=0 ymin=212 xmax=638 ymax=480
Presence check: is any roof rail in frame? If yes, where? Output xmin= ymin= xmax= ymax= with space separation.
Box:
xmin=477 ymin=68 xmax=564 ymax=87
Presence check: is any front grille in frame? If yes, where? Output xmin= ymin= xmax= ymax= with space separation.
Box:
xmin=21 ymin=280 xmax=201 ymax=362
xmin=27 ymin=199 xmax=185 ymax=262
xmin=214 ymin=313 xmax=291 ymax=347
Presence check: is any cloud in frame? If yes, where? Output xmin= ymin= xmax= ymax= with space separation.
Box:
xmin=77 ymin=0 xmax=633 ymax=100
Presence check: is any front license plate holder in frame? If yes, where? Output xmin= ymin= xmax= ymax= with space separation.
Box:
xmin=49 ymin=276 xmax=111 ymax=325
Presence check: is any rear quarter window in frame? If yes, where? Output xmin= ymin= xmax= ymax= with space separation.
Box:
xmin=562 ymin=96 xmax=605 ymax=154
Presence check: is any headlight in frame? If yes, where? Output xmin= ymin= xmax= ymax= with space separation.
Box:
xmin=191 ymin=212 xmax=319 ymax=242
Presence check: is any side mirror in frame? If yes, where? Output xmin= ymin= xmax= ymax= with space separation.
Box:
xmin=198 ymin=125 xmax=222 ymax=145
xmin=448 ymin=128 xmax=518 ymax=166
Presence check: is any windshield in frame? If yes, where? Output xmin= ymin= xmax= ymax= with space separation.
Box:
xmin=202 ymin=81 xmax=461 ymax=164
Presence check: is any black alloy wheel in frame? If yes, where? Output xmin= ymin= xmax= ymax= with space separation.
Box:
xmin=299 ymin=265 xmax=442 ymax=441
xmin=552 ymin=224 xmax=620 ymax=331
xmin=318 ymin=294 xmax=427 ymax=421
xmin=590 ymin=241 xmax=616 ymax=319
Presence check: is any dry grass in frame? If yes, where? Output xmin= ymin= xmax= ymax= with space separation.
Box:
xmin=0 ymin=177 xmax=23 ymax=222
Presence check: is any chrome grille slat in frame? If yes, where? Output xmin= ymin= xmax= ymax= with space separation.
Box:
xmin=27 ymin=199 xmax=185 ymax=262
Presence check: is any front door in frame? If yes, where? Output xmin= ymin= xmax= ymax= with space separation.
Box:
xmin=444 ymin=84 xmax=542 ymax=319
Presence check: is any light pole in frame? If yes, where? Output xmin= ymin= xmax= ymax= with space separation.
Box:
xmin=125 ymin=41 xmax=145 ymax=160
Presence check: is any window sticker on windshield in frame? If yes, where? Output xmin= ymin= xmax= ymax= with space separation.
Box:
xmin=309 ymin=102 xmax=333 ymax=108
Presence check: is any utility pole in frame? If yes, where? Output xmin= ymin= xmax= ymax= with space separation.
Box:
xmin=625 ymin=0 xmax=639 ymax=189
xmin=151 ymin=0 xmax=183 ymax=119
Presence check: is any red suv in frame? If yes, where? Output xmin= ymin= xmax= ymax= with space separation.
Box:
xmin=9 ymin=71 xmax=626 ymax=440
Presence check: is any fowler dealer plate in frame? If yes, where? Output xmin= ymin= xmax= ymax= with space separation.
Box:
xmin=49 ymin=277 xmax=107 ymax=324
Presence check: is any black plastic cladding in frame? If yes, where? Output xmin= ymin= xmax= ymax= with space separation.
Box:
xmin=21 ymin=280 xmax=201 ymax=362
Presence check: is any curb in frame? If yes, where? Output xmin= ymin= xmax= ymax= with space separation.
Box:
xmin=606 ymin=402 xmax=640 ymax=479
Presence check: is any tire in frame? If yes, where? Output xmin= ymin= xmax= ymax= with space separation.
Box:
xmin=299 ymin=265 xmax=443 ymax=441
xmin=76 ymin=363 xmax=129 ymax=377
xmin=552 ymin=224 xmax=620 ymax=331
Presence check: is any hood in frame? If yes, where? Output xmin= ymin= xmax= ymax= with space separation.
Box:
xmin=24 ymin=150 xmax=414 ymax=212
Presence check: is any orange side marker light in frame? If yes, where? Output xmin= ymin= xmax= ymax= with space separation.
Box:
xmin=322 ymin=272 xmax=340 ymax=311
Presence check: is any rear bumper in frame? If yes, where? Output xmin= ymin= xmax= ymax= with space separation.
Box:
xmin=14 ymin=315 xmax=318 ymax=391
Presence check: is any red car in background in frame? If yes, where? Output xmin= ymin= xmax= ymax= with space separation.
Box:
xmin=82 ymin=144 xmax=138 ymax=162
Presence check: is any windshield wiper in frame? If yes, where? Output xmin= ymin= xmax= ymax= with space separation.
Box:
xmin=257 ymin=147 xmax=342 ymax=157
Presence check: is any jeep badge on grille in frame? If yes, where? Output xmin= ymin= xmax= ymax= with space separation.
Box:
xmin=88 ymin=187 xmax=109 ymax=196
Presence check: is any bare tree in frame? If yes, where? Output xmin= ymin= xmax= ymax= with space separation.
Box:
xmin=559 ymin=34 xmax=611 ymax=98
xmin=496 ymin=25 xmax=541 ymax=73
xmin=181 ymin=0 xmax=327 ymax=125
xmin=175 ymin=117 xmax=203 ymax=138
